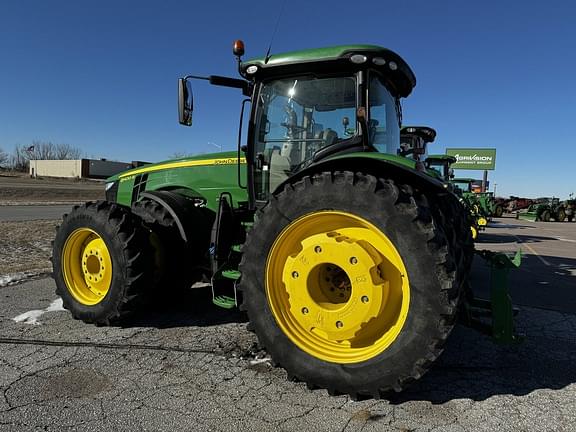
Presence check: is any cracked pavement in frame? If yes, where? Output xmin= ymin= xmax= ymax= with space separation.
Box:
xmin=1 ymin=219 xmax=575 ymax=431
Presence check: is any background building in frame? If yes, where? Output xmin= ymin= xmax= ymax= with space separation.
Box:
xmin=28 ymin=159 xmax=145 ymax=179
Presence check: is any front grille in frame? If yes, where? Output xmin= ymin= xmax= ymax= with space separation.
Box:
xmin=131 ymin=174 xmax=148 ymax=203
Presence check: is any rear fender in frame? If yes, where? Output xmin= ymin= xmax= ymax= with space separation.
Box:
xmin=273 ymin=156 xmax=449 ymax=198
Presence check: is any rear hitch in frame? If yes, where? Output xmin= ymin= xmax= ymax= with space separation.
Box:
xmin=463 ymin=249 xmax=524 ymax=344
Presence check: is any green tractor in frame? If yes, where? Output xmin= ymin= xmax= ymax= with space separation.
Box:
xmin=451 ymin=178 xmax=489 ymax=239
xmin=52 ymin=42 xmax=473 ymax=398
xmin=476 ymin=191 xmax=504 ymax=218
xmin=565 ymin=194 xmax=575 ymax=222
xmin=399 ymin=125 xmax=436 ymax=167
xmin=425 ymin=154 xmax=457 ymax=182
xmin=517 ymin=198 xmax=567 ymax=222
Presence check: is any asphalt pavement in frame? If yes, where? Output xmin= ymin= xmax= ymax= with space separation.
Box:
xmin=471 ymin=218 xmax=576 ymax=313
xmin=0 ymin=218 xmax=575 ymax=431
xmin=0 ymin=205 xmax=72 ymax=221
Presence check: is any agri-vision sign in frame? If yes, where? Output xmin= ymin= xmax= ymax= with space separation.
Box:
xmin=445 ymin=148 xmax=496 ymax=170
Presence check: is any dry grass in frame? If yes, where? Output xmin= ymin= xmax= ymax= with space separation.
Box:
xmin=0 ymin=220 xmax=59 ymax=274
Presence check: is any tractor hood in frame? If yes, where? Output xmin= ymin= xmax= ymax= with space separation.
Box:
xmin=106 ymin=151 xmax=241 ymax=183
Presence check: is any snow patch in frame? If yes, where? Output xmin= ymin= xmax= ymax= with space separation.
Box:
xmin=0 ymin=270 xmax=51 ymax=287
xmin=249 ymin=357 xmax=272 ymax=366
xmin=13 ymin=298 xmax=65 ymax=325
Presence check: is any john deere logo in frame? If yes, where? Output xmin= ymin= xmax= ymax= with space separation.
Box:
xmin=446 ymin=148 xmax=497 ymax=170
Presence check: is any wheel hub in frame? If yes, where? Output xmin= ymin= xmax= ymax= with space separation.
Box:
xmin=266 ymin=211 xmax=410 ymax=363
xmin=62 ymin=229 xmax=113 ymax=305
xmin=283 ymin=230 xmax=389 ymax=341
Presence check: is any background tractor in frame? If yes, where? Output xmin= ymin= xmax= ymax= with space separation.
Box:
xmin=52 ymin=42 xmax=474 ymax=398
xmin=565 ymin=194 xmax=575 ymax=222
xmin=517 ymin=198 xmax=566 ymax=222
xmin=451 ymin=178 xmax=489 ymax=239
xmin=476 ymin=191 xmax=504 ymax=218
xmin=425 ymin=154 xmax=456 ymax=182
xmin=399 ymin=125 xmax=436 ymax=171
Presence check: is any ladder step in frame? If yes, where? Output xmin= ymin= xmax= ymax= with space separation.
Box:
xmin=231 ymin=244 xmax=242 ymax=253
xmin=213 ymin=295 xmax=236 ymax=309
xmin=221 ymin=270 xmax=241 ymax=280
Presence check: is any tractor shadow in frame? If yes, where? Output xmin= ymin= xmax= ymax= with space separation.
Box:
xmin=475 ymin=232 xmax=555 ymax=244
xmin=391 ymin=253 xmax=576 ymax=404
xmin=123 ymin=285 xmax=248 ymax=329
xmin=389 ymin=311 xmax=576 ymax=404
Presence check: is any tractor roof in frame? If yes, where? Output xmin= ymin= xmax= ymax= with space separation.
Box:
xmin=400 ymin=126 xmax=436 ymax=143
xmin=427 ymin=154 xmax=456 ymax=163
xmin=241 ymin=44 xmax=416 ymax=97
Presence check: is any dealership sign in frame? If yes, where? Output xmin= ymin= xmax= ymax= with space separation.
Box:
xmin=445 ymin=148 xmax=496 ymax=170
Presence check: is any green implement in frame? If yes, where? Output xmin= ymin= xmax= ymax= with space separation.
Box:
xmin=463 ymin=250 xmax=523 ymax=344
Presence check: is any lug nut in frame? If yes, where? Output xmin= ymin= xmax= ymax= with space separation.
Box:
xmin=314 ymin=246 xmax=322 ymax=253
xmin=361 ymin=296 xmax=369 ymax=303
xmin=350 ymin=257 xmax=358 ymax=265
xmin=292 ymin=271 xmax=299 ymax=279
xmin=336 ymin=321 xmax=343 ymax=328
xmin=302 ymin=307 xmax=309 ymax=315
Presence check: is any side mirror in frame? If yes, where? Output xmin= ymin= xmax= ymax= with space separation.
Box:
xmin=178 ymin=78 xmax=193 ymax=126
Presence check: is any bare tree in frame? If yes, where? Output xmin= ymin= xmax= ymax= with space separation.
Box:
xmin=10 ymin=145 xmax=30 ymax=171
xmin=55 ymin=143 xmax=82 ymax=159
xmin=0 ymin=147 xmax=7 ymax=167
xmin=9 ymin=141 xmax=84 ymax=171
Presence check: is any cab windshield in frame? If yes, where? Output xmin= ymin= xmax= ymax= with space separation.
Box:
xmin=253 ymin=75 xmax=357 ymax=198
xmin=369 ymin=73 xmax=400 ymax=155
xmin=252 ymin=73 xmax=401 ymax=200
xmin=452 ymin=181 xmax=472 ymax=193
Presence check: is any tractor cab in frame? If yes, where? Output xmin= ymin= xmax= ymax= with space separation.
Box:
xmin=425 ymin=154 xmax=456 ymax=182
xmin=179 ymin=43 xmax=416 ymax=204
xmin=400 ymin=126 xmax=436 ymax=160
xmin=452 ymin=177 xmax=477 ymax=195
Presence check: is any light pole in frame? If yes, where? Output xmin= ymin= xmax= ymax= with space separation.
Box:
xmin=208 ymin=141 xmax=222 ymax=152
xmin=494 ymin=183 xmax=498 ymax=196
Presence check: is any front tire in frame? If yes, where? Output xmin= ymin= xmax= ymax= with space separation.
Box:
xmin=52 ymin=201 xmax=153 ymax=325
xmin=494 ymin=204 xmax=504 ymax=218
xmin=239 ymin=172 xmax=459 ymax=398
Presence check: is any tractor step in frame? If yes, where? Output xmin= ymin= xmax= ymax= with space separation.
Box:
xmin=212 ymin=295 xmax=236 ymax=309
xmin=211 ymin=270 xmax=239 ymax=309
xmin=231 ymin=244 xmax=242 ymax=253
xmin=221 ymin=269 xmax=241 ymax=280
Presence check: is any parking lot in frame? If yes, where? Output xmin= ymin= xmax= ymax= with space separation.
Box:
xmin=1 ymin=217 xmax=575 ymax=431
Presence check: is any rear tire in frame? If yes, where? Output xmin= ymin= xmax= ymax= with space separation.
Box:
xmin=239 ymin=171 xmax=459 ymax=398
xmin=52 ymin=201 xmax=153 ymax=325
xmin=541 ymin=210 xmax=551 ymax=222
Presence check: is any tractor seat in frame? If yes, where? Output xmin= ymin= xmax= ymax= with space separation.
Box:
xmin=316 ymin=128 xmax=338 ymax=147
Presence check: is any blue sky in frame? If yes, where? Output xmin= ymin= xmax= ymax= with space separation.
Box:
xmin=1 ymin=0 xmax=575 ymax=199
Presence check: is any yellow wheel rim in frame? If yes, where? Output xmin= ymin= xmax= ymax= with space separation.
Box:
xmin=62 ymin=228 xmax=113 ymax=305
xmin=266 ymin=211 xmax=410 ymax=364
xmin=478 ymin=217 xmax=487 ymax=226
xmin=471 ymin=225 xmax=478 ymax=239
